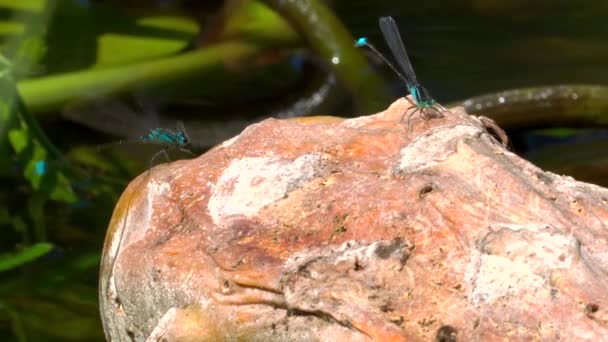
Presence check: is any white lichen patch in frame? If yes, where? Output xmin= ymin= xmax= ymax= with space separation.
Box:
xmin=208 ymin=153 xmax=321 ymax=225
xmin=469 ymin=225 xmax=577 ymax=306
xmin=503 ymin=230 xmax=575 ymax=269
xmin=470 ymin=254 xmax=545 ymax=305
xmin=397 ymin=124 xmax=483 ymax=173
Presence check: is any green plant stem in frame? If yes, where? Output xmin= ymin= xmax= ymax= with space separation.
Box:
xmin=454 ymin=84 xmax=608 ymax=128
xmin=14 ymin=87 xmax=62 ymax=159
xmin=18 ymin=41 xmax=265 ymax=114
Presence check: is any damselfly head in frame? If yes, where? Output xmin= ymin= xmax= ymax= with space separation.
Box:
xmin=176 ymin=131 xmax=188 ymax=145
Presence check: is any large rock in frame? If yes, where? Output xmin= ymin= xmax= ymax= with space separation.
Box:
xmin=100 ymin=98 xmax=608 ymax=341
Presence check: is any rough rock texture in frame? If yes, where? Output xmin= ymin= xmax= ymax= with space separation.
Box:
xmin=100 ymin=98 xmax=608 ymax=341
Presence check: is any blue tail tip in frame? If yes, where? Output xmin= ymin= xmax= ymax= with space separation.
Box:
xmin=35 ymin=160 xmax=47 ymax=176
xmin=355 ymin=37 xmax=368 ymax=47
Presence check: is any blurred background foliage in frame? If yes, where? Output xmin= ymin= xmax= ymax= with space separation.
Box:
xmin=1 ymin=0 xmax=607 ymax=340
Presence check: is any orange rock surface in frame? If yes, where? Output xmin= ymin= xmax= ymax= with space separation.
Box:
xmin=100 ymin=98 xmax=608 ymax=341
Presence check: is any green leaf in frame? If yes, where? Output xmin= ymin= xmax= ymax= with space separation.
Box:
xmin=9 ymin=126 xmax=46 ymax=191
xmin=44 ymin=168 xmax=78 ymax=203
xmin=14 ymin=36 xmax=47 ymax=76
xmin=7 ymin=127 xmax=29 ymax=153
xmin=0 ymin=0 xmax=45 ymax=12
xmin=95 ymin=15 xmax=199 ymax=68
xmin=0 ymin=53 xmax=14 ymax=78
xmin=0 ymin=98 xmax=10 ymax=121
xmin=0 ymin=21 xmax=25 ymax=35
xmin=0 ymin=243 xmax=53 ymax=272
xmin=8 ymin=127 xmax=77 ymax=203
xmin=0 ymin=0 xmax=49 ymax=79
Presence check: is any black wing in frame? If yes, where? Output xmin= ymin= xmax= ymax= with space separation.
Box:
xmin=378 ymin=16 xmax=418 ymax=85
